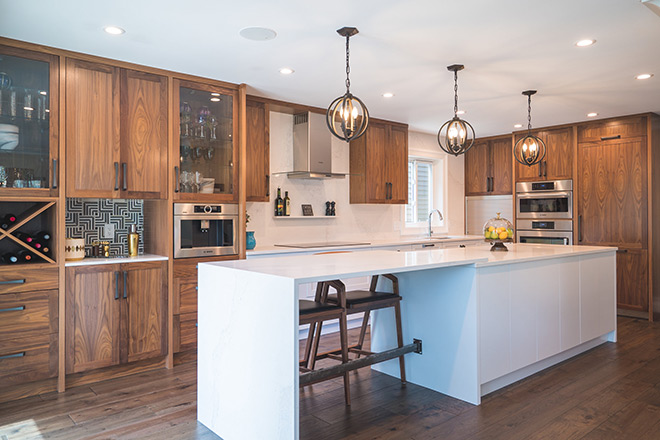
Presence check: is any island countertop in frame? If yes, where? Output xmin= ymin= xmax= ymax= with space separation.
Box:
xmin=207 ymin=243 xmax=617 ymax=283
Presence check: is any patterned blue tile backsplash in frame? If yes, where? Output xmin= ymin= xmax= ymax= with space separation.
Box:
xmin=65 ymin=198 xmax=144 ymax=257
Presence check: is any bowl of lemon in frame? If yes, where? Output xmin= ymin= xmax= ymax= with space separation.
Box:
xmin=483 ymin=212 xmax=514 ymax=252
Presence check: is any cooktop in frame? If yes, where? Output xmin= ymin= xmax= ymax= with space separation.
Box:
xmin=273 ymin=241 xmax=371 ymax=249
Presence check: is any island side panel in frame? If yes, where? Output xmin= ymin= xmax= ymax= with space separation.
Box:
xmin=370 ymin=265 xmax=481 ymax=405
xmin=579 ymin=252 xmax=617 ymax=343
xmin=197 ymin=264 xmax=299 ymax=440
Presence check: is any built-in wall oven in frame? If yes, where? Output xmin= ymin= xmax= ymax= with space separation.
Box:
xmin=516 ymin=180 xmax=572 ymax=219
xmin=516 ymin=180 xmax=573 ymax=245
xmin=174 ymin=203 xmax=238 ymax=258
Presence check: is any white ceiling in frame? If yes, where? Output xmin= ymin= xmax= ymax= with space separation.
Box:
xmin=2 ymin=0 xmax=659 ymax=137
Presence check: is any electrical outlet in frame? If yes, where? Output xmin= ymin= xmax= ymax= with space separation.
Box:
xmin=102 ymin=223 xmax=115 ymax=239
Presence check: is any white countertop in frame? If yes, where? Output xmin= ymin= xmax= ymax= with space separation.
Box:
xmin=207 ymin=244 xmax=617 ymax=283
xmin=64 ymin=253 xmax=168 ymax=267
xmin=246 ymin=235 xmax=484 ymax=257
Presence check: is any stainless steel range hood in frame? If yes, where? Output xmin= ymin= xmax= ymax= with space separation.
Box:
xmin=287 ymin=112 xmax=346 ymax=179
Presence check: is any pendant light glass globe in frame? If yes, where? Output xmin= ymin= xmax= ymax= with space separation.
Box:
xmin=326 ymin=27 xmax=369 ymax=142
xmin=437 ymin=64 xmax=475 ymax=156
xmin=513 ymin=90 xmax=547 ymax=167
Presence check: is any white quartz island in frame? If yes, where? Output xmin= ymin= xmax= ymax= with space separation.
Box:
xmin=197 ymin=244 xmax=617 ymax=440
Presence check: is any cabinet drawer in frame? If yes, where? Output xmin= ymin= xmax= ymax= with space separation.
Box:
xmin=174 ymin=313 xmax=197 ymax=353
xmin=0 ymin=289 xmax=58 ymax=339
xmin=0 ymin=333 xmax=58 ymax=387
xmin=179 ymin=279 xmax=197 ymax=315
xmin=578 ymin=117 xmax=646 ymax=143
xmin=0 ymin=267 xmax=58 ymax=294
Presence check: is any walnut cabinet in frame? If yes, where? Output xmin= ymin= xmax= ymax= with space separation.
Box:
xmin=465 ymin=136 xmax=512 ymax=196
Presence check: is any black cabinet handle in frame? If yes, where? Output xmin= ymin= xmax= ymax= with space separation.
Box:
xmin=0 ymin=279 xmax=25 ymax=285
xmin=266 ymin=175 xmax=270 ymax=197
xmin=578 ymin=215 xmax=583 ymax=243
xmin=389 ymin=182 xmax=393 ymax=200
xmin=601 ymin=135 xmax=621 ymax=141
xmin=0 ymin=306 xmax=25 ymax=313
xmin=616 ymin=249 xmax=628 ymax=254
xmin=114 ymin=162 xmax=119 ymax=190
xmin=0 ymin=352 xmax=25 ymax=360
xmin=422 ymin=243 xmax=435 ymax=248
xmin=174 ymin=166 xmax=180 ymax=193
xmin=52 ymin=159 xmax=58 ymax=189
xmin=544 ymin=161 xmax=548 ymax=177
xmin=121 ymin=163 xmax=128 ymax=191
xmin=123 ymin=271 xmax=128 ymax=299
xmin=115 ymin=272 xmax=120 ymax=300
xmin=459 ymin=244 xmax=466 ymax=248
xmin=538 ymin=163 xmax=542 ymax=177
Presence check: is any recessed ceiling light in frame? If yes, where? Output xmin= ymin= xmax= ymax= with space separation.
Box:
xmin=279 ymin=67 xmax=294 ymax=75
xmin=456 ymin=110 xmax=466 ymax=115
xmin=382 ymin=92 xmax=394 ymax=98
xmin=104 ymin=26 xmax=125 ymax=35
xmin=514 ymin=124 xmax=523 ymax=128
xmin=210 ymin=97 xmax=221 ymax=102
xmin=239 ymin=27 xmax=277 ymax=41
xmin=576 ymin=39 xmax=596 ymax=47
xmin=587 ymin=112 xmax=598 ymax=117
xmin=636 ymin=73 xmax=654 ymax=80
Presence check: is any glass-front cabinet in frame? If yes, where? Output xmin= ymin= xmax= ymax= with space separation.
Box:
xmin=0 ymin=45 xmax=59 ymax=196
xmin=174 ymin=79 xmax=238 ymax=201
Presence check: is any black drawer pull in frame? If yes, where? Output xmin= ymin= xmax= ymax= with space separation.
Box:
xmin=422 ymin=243 xmax=435 ymax=248
xmin=616 ymin=249 xmax=628 ymax=254
xmin=115 ymin=272 xmax=120 ymax=300
xmin=0 ymin=352 xmax=25 ymax=360
xmin=601 ymin=135 xmax=621 ymax=141
xmin=122 ymin=163 xmax=128 ymax=191
xmin=0 ymin=306 xmax=25 ymax=313
xmin=114 ymin=162 xmax=120 ymax=190
xmin=123 ymin=271 xmax=128 ymax=299
xmin=459 ymin=244 xmax=466 ymax=248
xmin=0 ymin=279 xmax=25 ymax=285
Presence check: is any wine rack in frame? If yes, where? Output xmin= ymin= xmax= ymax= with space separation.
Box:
xmin=0 ymin=200 xmax=56 ymax=265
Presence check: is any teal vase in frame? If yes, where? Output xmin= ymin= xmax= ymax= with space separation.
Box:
xmin=246 ymin=231 xmax=256 ymax=250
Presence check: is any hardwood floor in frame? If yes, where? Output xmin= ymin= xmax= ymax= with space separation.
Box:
xmin=1 ymin=317 xmax=660 ymax=439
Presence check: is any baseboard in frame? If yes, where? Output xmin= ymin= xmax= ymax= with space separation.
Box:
xmin=65 ymin=357 xmax=166 ymax=389
xmin=0 ymin=378 xmax=57 ymax=404
xmin=617 ymin=308 xmax=648 ymax=320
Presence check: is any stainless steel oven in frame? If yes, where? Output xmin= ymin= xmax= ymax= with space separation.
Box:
xmin=516 ymin=219 xmax=573 ymax=245
xmin=174 ymin=203 xmax=238 ymax=258
xmin=516 ymin=180 xmax=573 ymax=219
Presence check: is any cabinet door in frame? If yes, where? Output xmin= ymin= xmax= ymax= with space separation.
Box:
xmin=616 ymin=249 xmax=649 ymax=312
xmin=65 ymin=265 xmax=121 ymax=373
xmin=388 ymin=125 xmax=409 ymax=204
xmin=122 ymin=261 xmax=166 ymax=363
xmin=543 ymin=128 xmax=572 ymax=180
xmin=246 ymin=99 xmax=270 ymax=202
xmin=464 ymin=140 xmax=490 ymax=195
xmin=490 ymin=138 xmax=513 ymax=194
xmin=120 ymin=70 xmax=168 ymax=199
xmin=578 ymin=137 xmax=647 ymax=247
xmin=365 ymin=123 xmax=389 ymax=203
xmin=66 ymin=59 xmax=120 ymax=198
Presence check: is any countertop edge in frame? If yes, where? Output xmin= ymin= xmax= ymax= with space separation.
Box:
xmin=64 ymin=254 xmax=169 ymax=267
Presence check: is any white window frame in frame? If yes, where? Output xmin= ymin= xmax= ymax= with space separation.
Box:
xmin=402 ymin=153 xmax=447 ymax=236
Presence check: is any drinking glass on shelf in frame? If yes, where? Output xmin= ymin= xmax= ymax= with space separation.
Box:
xmin=193 ymin=171 xmax=203 ymax=193
xmin=209 ymin=115 xmax=218 ymax=140
xmin=0 ymin=166 xmax=7 ymax=187
xmin=23 ymin=89 xmax=34 ymax=120
xmin=180 ymin=101 xmax=192 ymax=137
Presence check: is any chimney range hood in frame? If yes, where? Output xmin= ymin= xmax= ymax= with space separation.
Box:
xmin=287 ymin=112 xmax=346 ymax=179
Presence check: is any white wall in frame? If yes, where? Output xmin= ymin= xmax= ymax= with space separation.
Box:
xmin=245 ymin=112 xmax=465 ymax=247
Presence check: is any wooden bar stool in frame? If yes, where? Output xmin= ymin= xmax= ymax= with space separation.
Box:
xmin=299 ymin=280 xmax=351 ymax=405
xmin=312 ymin=274 xmax=406 ymax=384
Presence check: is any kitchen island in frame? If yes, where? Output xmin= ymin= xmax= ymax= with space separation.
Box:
xmin=197 ymin=244 xmax=616 ymax=440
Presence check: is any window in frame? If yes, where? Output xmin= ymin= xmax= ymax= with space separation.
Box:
xmin=406 ymin=159 xmax=433 ymax=225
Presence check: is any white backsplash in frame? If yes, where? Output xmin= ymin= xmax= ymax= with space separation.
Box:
xmin=246 ymin=112 xmax=465 ymax=247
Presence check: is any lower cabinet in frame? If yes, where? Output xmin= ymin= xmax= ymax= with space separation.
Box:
xmin=173 ymin=260 xmax=199 ymax=353
xmin=65 ymin=261 xmax=166 ymax=374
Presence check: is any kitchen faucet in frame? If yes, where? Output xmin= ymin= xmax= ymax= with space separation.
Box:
xmin=428 ymin=209 xmax=444 ymax=238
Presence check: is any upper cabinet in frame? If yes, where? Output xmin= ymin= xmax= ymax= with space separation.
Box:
xmin=245 ymin=98 xmax=269 ymax=202
xmin=515 ymin=127 xmax=572 ymax=182
xmin=0 ymin=45 xmax=59 ymax=197
xmin=465 ymin=136 xmax=512 ymax=196
xmin=350 ymin=121 xmax=408 ymax=204
xmin=173 ymin=79 xmax=238 ymax=202
xmin=66 ymin=59 xmax=168 ymax=199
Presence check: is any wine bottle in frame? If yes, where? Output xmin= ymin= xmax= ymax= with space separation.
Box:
xmin=284 ymin=191 xmax=291 ymax=216
xmin=275 ymin=187 xmax=283 ymax=216
xmin=1 ymin=252 xmax=18 ymax=264
xmin=1 ymin=213 xmax=17 ymax=230
xmin=16 ymin=249 xmax=33 ymax=262
xmin=15 ymin=232 xmax=34 ymax=244
xmin=35 ymin=242 xmax=50 ymax=254
xmin=35 ymin=231 xmax=51 ymax=242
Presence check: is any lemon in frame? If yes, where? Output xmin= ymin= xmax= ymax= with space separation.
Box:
xmin=499 ymin=231 xmax=508 ymax=240
xmin=488 ymin=226 xmax=495 ymax=232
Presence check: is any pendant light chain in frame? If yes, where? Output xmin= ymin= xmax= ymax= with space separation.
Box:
xmin=453 ymin=70 xmax=459 ymax=116
xmin=345 ymin=35 xmax=351 ymax=93
xmin=527 ymin=94 xmax=532 ymax=132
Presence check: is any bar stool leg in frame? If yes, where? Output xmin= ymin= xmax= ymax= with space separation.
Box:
xmin=394 ymin=301 xmax=406 ymax=385
xmin=302 ymin=321 xmax=317 ymax=368
xmin=355 ymin=310 xmax=371 ymax=358
xmin=338 ymin=309 xmax=351 ymax=405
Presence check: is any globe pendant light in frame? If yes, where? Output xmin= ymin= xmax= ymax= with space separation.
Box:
xmin=437 ymin=64 xmax=475 ymax=156
xmin=513 ymin=90 xmax=547 ymax=167
xmin=326 ymin=27 xmax=369 ymax=142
